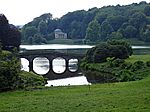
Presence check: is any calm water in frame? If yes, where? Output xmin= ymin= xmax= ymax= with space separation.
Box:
xmin=20 ymin=44 xmax=93 ymax=86
xmin=20 ymin=44 xmax=150 ymax=50
xmin=20 ymin=44 xmax=94 ymax=50
xmin=20 ymin=44 xmax=150 ymax=86
xmin=21 ymin=57 xmax=90 ymax=86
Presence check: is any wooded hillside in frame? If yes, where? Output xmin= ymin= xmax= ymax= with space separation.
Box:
xmin=22 ymin=1 xmax=150 ymax=44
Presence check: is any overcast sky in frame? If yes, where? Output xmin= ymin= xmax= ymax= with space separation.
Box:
xmin=0 ymin=0 xmax=149 ymax=25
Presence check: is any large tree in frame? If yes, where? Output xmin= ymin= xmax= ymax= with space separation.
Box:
xmin=85 ymin=20 xmax=100 ymax=41
xmin=0 ymin=14 xmax=21 ymax=51
xmin=100 ymin=21 xmax=114 ymax=40
xmin=85 ymin=40 xmax=132 ymax=63
xmin=144 ymin=5 xmax=150 ymax=16
xmin=38 ymin=20 xmax=48 ymax=35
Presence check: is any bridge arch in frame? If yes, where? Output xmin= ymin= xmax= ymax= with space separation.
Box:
xmin=68 ymin=59 xmax=78 ymax=72
xmin=19 ymin=50 xmax=85 ymax=80
xmin=33 ymin=57 xmax=50 ymax=75
xmin=52 ymin=57 xmax=67 ymax=74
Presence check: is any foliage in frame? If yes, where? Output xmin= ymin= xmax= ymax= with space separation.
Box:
xmin=17 ymin=71 xmax=47 ymax=89
xmin=85 ymin=40 xmax=132 ymax=63
xmin=146 ymin=61 xmax=150 ymax=67
xmin=0 ymin=50 xmax=47 ymax=91
xmin=0 ymin=14 xmax=21 ymax=50
xmin=144 ymin=5 xmax=150 ymax=16
xmin=81 ymin=54 xmax=150 ymax=83
xmin=0 ymin=50 xmax=20 ymax=91
xmin=100 ymin=20 xmax=114 ymax=40
xmin=107 ymin=39 xmax=133 ymax=56
xmin=21 ymin=2 xmax=150 ymax=44
xmin=131 ymin=61 xmax=145 ymax=71
xmin=85 ymin=20 xmax=100 ymax=42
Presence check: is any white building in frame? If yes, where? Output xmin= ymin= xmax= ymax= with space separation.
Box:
xmin=54 ymin=29 xmax=67 ymax=39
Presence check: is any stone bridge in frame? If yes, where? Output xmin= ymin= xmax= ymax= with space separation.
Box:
xmin=19 ymin=49 xmax=85 ymax=80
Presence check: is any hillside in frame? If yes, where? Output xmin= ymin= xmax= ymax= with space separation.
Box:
xmin=21 ymin=1 xmax=150 ymax=44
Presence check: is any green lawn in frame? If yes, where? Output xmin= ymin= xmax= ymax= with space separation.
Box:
xmin=48 ymin=39 xmax=74 ymax=44
xmin=126 ymin=54 xmax=150 ymax=63
xmin=0 ymin=76 xmax=150 ymax=112
xmin=47 ymin=39 xmax=84 ymax=45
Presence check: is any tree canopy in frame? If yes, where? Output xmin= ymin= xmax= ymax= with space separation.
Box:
xmin=0 ymin=14 xmax=21 ymax=50
xmin=85 ymin=40 xmax=132 ymax=63
xmin=21 ymin=2 xmax=150 ymax=44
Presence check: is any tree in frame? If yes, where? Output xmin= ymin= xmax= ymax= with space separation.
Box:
xmin=47 ymin=33 xmax=55 ymax=41
xmin=33 ymin=33 xmax=42 ymax=44
xmin=85 ymin=20 xmax=100 ymax=41
xmin=23 ymin=26 xmax=38 ymax=40
xmin=107 ymin=32 xmax=123 ymax=40
xmin=129 ymin=12 xmax=147 ymax=29
xmin=95 ymin=13 xmax=107 ymax=24
xmin=144 ymin=5 xmax=150 ymax=16
xmin=33 ymin=33 xmax=47 ymax=44
xmin=100 ymin=21 xmax=114 ymax=40
xmin=107 ymin=15 xmax=127 ymax=31
xmin=107 ymin=39 xmax=133 ymax=56
xmin=142 ymin=29 xmax=150 ymax=42
xmin=85 ymin=43 xmax=110 ymax=63
xmin=85 ymin=40 xmax=132 ymax=63
xmin=0 ymin=14 xmax=21 ymax=51
xmin=38 ymin=20 xmax=48 ymax=35
xmin=28 ymin=36 xmax=33 ymax=45
xmin=123 ymin=25 xmax=137 ymax=38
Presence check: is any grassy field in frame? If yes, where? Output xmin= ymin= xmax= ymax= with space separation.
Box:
xmin=126 ymin=54 xmax=150 ymax=63
xmin=0 ymin=54 xmax=150 ymax=112
xmin=0 ymin=75 xmax=150 ymax=112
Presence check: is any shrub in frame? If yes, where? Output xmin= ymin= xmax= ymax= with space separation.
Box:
xmin=131 ymin=61 xmax=145 ymax=71
xmin=0 ymin=51 xmax=20 ymax=91
xmin=115 ymin=70 xmax=135 ymax=82
xmin=146 ymin=61 xmax=150 ymax=67
xmin=121 ymin=62 xmax=132 ymax=69
xmin=17 ymin=71 xmax=47 ymax=89
xmin=84 ymin=40 xmax=132 ymax=63
xmin=111 ymin=59 xmax=125 ymax=67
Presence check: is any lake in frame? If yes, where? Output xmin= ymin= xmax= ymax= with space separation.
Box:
xmin=20 ymin=44 xmax=150 ymax=86
xmin=20 ymin=44 xmax=94 ymax=86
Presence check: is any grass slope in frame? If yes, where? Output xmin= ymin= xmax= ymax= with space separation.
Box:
xmin=0 ymin=76 xmax=150 ymax=112
xmin=126 ymin=54 xmax=150 ymax=63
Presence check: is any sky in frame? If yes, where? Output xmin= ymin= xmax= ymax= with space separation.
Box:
xmin=0 ymin=0 xmax=149 ymax=25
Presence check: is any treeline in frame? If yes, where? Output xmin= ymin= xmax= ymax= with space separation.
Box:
xmin=22 ymin=1 xmax=150 ymax=44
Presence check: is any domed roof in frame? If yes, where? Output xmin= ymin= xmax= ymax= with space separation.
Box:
xmin=54 ymin=29 xmax=62 ymax=32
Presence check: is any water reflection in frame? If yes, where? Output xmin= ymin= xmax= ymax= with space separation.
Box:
xmin=20 ymin=57 xmax=90 ymax=86
xmin=45 ymin=76 xmax=91 ymax=86
xmin=68 ymin=59 xmax=78 ymax=72
xmin=52 ymin=57 xmax=66 ymax=74
xmin=21 ymin=58 xmax=29 ymax=72
xmin=33 ymin=57 xmax=49 ymax=75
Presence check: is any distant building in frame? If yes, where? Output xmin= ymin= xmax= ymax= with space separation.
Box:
xmin=54 ymin=29 xmax=67 ymax=39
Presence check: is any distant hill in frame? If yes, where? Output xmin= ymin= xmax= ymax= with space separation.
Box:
xmin=21 ymin=1 xmax=150 ymax=44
